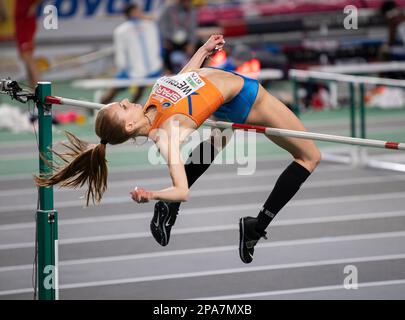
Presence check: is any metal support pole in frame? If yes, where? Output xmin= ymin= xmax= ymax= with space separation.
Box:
xmin=292 ymin=78 xmax=300 ymax=117
xmin=36 ymin=82 xmax=58 ymax=300
xmin=357 ymin=83 xmax=368 ymax=166
xmin=349 ymin=82 xmax=356 ymax=138
xmin=359 ymin=83 xmax=366 ymax=139
xmin=348 ymin=82 xmax=362 ymax=167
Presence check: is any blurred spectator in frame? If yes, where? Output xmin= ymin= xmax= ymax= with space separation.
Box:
xmin=101 ymin=2 xmax=163 ymax=105
xmin=378 ymin=0 xmax=405 ymax=80
xmin=158 ymin=0 xmax=198 ymax=73
xmin=0 ymin=0 xmax=7 ymax=23
xmin=15 ymin=0 xmax=42 ymax=87
xmin=380 ymin=1 xmax=405 ymax=47
xmin=379 ymin=0 xmax=405 ymax=63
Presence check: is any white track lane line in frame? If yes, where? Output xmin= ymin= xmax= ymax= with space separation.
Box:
xmin=0 ymin=173 xmax=404 ymax=213
xmin=2 ymin=252 xmax=405 ymax=296
xmin=1 ymin=203 xmax=404 ymax=233
xmin=191 ymin=279 xmax=405 ymax=300
xmin=2 ymin=230 xmax=405 ymax=272
xmin=1 ymin=193 xmax=405 ymax=250
xmin=0 ymin=167 xmax=400 ymax=231
xmin=0 ymin=165 xmax=350 ymax=197
xmin=0 ymin=149 xmax=293 ymax=181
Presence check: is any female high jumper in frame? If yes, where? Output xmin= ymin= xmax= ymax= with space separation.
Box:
xmin=36 ymin=35 xmax=321 ymax=264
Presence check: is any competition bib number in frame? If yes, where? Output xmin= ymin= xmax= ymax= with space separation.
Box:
xmin=152 ymin=72 xmax=205 ymax=104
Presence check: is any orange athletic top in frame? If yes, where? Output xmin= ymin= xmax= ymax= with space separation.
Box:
xmin=143 ymin=72 xmax=224 ymax=131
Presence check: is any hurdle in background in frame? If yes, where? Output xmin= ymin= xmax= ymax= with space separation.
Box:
xmin=311 ymin=61 xmax=405 ymax=75
xmin=289 ymin=69 xmax=405 ymax=172
xmin=27 ymin=81 xmax=405 ymax=299
xmin=310 ymin=62 xmax=405 ymax=116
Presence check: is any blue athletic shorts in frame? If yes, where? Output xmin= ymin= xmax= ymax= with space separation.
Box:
xmin=212 ymin=69 xmax=259 ymax=124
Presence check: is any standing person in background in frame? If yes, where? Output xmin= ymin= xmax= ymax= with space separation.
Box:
xmin=380 ymin=0 xmax=405 ymax=47
xmin=101 ymin=3 xmax=163 ymax=105
xmin=379 ymin=0 xmax=405 ymax=62
xmin=15 ymin=0 xmax=42 ymax=88
xmin=158 ymin=0 xmax=198 ymax=73
xmin=378 ymin=1 xmax=405 ymax=79
xmin=0 ymin=0 xmax=7 ymax=23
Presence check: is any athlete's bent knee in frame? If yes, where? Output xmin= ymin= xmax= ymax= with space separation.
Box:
xmin=306 ymin=148 xmax=321 ymax=172
xmin=313 ymin=149 xmax=322 ymax=168
xmin=296 ymin=148 xmax=321 ymax=173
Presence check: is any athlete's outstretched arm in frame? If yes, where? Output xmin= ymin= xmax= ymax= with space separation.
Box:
xmin=130 ymin=121 xmax=189 ymax=203
xmin=179 ymin=34 xmax=225 ymax=74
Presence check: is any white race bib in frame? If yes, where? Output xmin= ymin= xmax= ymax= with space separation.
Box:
xmin=151 ymin=72 xmax=205 ymax=104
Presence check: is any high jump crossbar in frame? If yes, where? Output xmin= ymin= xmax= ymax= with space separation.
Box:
xmin=205 ymin=120 xmax=404 ymax=150
xmin=46 ymin=95 xmax=405 ymax=150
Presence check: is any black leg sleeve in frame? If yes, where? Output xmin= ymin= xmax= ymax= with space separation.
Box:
xmin=256 ymin=161 xmax=311 ymax=233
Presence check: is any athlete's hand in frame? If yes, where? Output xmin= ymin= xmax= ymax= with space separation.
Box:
xmin=202 ymin=34 xmax=226 ymax=57
xmin=130 ymin=187 xmax=153 ymax=203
